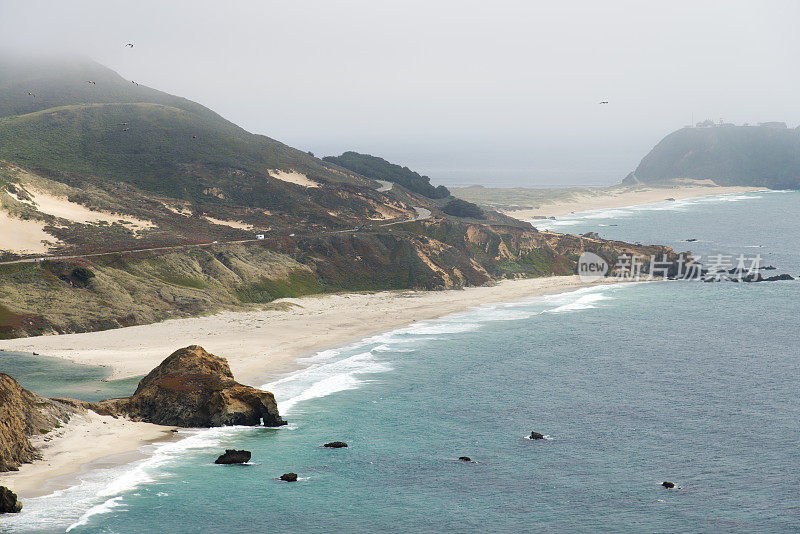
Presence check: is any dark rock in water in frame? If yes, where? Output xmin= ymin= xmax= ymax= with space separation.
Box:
xmin=214 ymin=449 xmax=251 ymax=465
xmin=280 ymin=472 xmax=298 ymax=482
xmin=323 ymin=441 xmax=348 ymax=448
xmin=686 ymin=238 xmax=697 ymax=242
xmin=458 ymin=456 xmax=472 ymax=462
xmin=97 ymin=346 xmax=286 ymax=428
xmin=762 ymin=265 xmax=777 ymax=270
xmin=662 ymin=481 xmax=675 ymax=489
xmin=529 ymin=431 xmax=545 ymax=440
xmin=764 ymin=273 xmax=794 ymax=281
xmin=0 ymin=486 xmax=22 ymax=513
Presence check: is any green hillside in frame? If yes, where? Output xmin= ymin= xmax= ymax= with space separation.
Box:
xmin=0 ymin=54 xmax=223 ymax=121
xmin=627 ymin=124 xmax=800 ymax=189
xmin=0 ymin=102 xmax=333 ymax=203
xmin=0 ymin=55 xmax=365 ymax=207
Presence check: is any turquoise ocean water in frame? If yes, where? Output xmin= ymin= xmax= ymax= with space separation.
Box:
xmin=2 ymin=190 xmax=799 ymax=533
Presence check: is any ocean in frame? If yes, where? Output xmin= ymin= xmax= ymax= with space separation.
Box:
xmin=2 ymin=190 xmax=799 ymax=533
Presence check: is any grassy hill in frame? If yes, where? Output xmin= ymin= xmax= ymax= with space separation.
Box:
xmin=0 ymin=54 xmax=225 ymax=121
xmin=0 ymin=102 xmax=336 ymax=204
xmin=0 ymin=54 xmax=368 ymax=207
xmin=627 ymin=125 xmax=800 ymax=189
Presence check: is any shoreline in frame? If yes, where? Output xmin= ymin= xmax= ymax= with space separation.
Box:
xmin=495 ymin=184 xmax=764 ymax=220
xmin=0 ymin=276 xmax=617 ymax=386
xmin=0 ymin=276 xmax=620 ymax=499
xmin=0 ymin=411 xmax=176 ymax=498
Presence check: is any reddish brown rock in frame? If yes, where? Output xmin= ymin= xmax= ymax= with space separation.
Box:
xmin=99 ymin=345 xmax=286 ymax=428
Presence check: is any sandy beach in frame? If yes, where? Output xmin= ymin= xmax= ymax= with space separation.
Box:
xmin=0 ymin=275 xmax=618 ymax=499
xmin=0 ymin=411 xmax=174 ymax=497
xmin=499 ymin=184 xmax=763 ymax=220
xmin=0 ymin=276 xmax=609 ymax=387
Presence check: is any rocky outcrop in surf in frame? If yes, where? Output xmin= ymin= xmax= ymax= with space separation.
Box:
xmin=98 ymin=345 xmax=286 ymax=428
xmin=215 ymin=449 xmax=251 ymax=464
xmin=0 ymin=486 xmax=22 ymax=513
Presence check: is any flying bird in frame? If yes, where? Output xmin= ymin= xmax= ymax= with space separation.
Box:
xmin=86 ymin=81 xmax=96 ymax=85
xmin=118 ymin=122 xmax=128 ymax=126
xmin=26 ymin=92 xmax=35 ymax=97
xmin=131 ymin=80 xmax=140 ymax=85
xmin=191 ymin=135 xmax=197 ymax=139
xmin=125 ymin=43 xmax=134 ymax=48
xmin=599 ymin=101 xmax=609 ymax=104
xmin=122 ymin=128 xmax=130 ymax=131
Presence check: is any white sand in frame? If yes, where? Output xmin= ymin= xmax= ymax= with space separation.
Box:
xmin=204 ymin=216 xmax=255 ymax=231
xmin=269 ymin=170 xmax=319 ymax=188
xmin=502 ymin=184 xmax=763 ymax=220
xmin=0 ymin=209 xmax=57 ymax=253
xmin=0 ymin=411 xmax=174 ymax=497
xmin=26 ymin=189 xmax=155 ymax=231
xmin=0 ymin=276 xmax=611 ymax=385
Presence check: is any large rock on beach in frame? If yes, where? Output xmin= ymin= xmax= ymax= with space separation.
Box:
xmin=0 ymin=486 xmax=22 ymax=513
xmin=99 ymin=345 xmax=286 ymax=428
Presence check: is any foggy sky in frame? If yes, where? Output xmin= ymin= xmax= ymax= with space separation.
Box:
xmin=1 ymin=0 xmax=799 ymax=187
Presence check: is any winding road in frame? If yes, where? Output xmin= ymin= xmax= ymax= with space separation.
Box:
xmin=0 ymin=179 xmax=434 ymax=265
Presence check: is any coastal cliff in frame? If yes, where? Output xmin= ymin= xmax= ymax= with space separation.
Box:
xmin=0 ymin=374 xmax=77 ymax=472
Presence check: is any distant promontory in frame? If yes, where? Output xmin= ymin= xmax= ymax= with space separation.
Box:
xmin=624 ymin=122 xmax=800 ymax=189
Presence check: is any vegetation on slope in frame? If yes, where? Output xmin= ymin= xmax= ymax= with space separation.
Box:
xmin=323 ymin=151 xmax=451 ymax=199
xmin=441 ymin=197 xmax=483 ymax=219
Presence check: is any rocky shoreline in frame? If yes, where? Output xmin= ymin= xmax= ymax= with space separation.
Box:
xmin=0 ymin=345 xmax=285 ymax=511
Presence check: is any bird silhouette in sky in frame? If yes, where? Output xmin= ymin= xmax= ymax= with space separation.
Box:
xmin=86 ymin=81 xmax=96 ymax=85
xmin=125 ymin=43 xmax=134 ymax=48
xmin=26 ymin=92 xmax=36 ymax=97
xmin=599 ymin=101 xmax=609 ymax=104
xmin=118 ymin=122 xmax=128 ymax=126
xmin=131 ymin=80 xmax=140 ymax=85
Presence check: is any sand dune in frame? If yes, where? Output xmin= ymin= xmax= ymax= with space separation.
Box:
xmin=0 ymin=209 xmax=57 ymax=253
xmin=269 ymin=170 xmax=319 ymax=188
xmin=26 ymin=189 xmax=155 ymax=231
xmin=204 ymin=216 xmax=255 ymax=231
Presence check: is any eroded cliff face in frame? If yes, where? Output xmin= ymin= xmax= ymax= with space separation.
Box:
xmin=0 ymin=217 xmax=680 ymax=339
xmin=0 ymin=374 xmax=76 ymax=472
xmin=98 ymin=346 xmax=286 ymax=428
